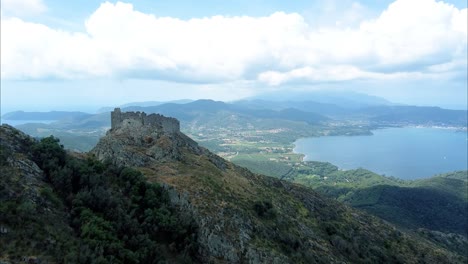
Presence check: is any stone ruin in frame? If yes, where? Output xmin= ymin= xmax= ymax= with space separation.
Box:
xmin=111 ymin=108 xmax=180 ymax=133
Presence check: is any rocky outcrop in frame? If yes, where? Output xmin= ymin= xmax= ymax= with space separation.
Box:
xmin=0 ymin=124 xmax=36 ymax=156
xmin=111 ymin=107 xmax=180 ymax=133
xmin=92 ymin=109 xmax=204 ymax=166
xmin=0 ymin=125 xmax=45 ymax=203
xmin=163 ymin=181 xmax=290 ymax=264
xmin=92 ymin=108 xmax=228 ymax=170
xmin=1 ymin=125 xmax=77 ymax=263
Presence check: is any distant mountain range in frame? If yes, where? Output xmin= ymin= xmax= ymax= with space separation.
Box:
xmin=364 ymin=105 xmax=468 ymax=126
xmin=110 ymin=99 xmax=467 ymax=127
xmin=4 ymin=96 xmax=465 ymax=127
xmin=2 ymin=96 xmax=466 ymax=153
xmin=1 ymin=110 xmax=92 ymax=121
xmin=250 ymin=90 xmax=395 ymax=108
xmin=122 ymin=100 xmax=330 ymax=125
xmin=97 ymin=99 xmax=194 ymax=113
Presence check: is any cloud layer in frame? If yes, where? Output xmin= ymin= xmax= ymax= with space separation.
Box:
xmin=1 ymin=0 xmax=47 ymax=16
xmin=1 ymin=0 xmax=466 ymax=85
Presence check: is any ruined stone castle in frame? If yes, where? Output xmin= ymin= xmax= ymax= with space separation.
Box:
xmin=111 ymin=108 xmax=180 ymax=133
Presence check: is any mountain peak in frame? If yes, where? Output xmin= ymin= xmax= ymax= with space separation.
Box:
xmin=92 ymin=108 xmax=197 ymax=167
xmin=111 ymin=107 xmax=180 ymax=133
xmin=92 ymin=108 xmax=227 ymax=170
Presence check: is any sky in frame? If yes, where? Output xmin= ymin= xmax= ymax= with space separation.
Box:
xmin=1 ymin=0 xmax=467 ymax=113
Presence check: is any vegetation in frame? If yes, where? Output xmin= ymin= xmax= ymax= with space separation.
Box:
xmin=253 ymin=200 xmax=276 ymax=219
xmin=16 ymin=123 xmax=103 ymax=152
xmin=147 ymin=152 xmax=466 ymax=263
xmin=232 ymin=159 xmax=292 ymax=178
xmin=229 ymin=153 xmax=468 ymax=238
xmin=332 ymin=184 xmax=466 ymax=234
xmin=1 ymin=136 xmax=198 ymax=263
xmin=411 ymin=171 xmax=468 ymax=200
xmin=290 ymin=165 xmax=468 ymax=236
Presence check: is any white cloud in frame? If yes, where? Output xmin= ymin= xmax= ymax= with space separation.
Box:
xmin=359 ymin=0 xmax=467 ymax=67
xmin=257 ymin=66 xmax=433 ymax=86
xmin=1 ymin=0 xmax=466 ymax=86
xmin=1 ymin=0 xmax=47 ymax=16
xmin=1 ymin=17 xmax=109 ymax=79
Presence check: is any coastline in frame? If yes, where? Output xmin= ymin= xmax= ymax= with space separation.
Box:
xmin=291 ymin=126 xmax=468 ymax=180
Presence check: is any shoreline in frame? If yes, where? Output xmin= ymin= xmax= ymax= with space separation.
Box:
xmin=290 ymin=126 xmax=467 ymax=180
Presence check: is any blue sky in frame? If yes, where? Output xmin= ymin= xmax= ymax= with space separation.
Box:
xmin=15 ymin=0 xmax=468 ymax=21
xmin=1 ymin=0 xmax=467 ymax=113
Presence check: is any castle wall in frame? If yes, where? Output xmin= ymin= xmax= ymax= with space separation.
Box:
xmin=111 ymin=108 xmax=180 ymax=133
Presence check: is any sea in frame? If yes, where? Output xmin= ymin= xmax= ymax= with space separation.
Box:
xmin=293 ymin=127 xmax=468 ymax=180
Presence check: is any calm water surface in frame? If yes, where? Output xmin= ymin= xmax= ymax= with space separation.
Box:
xmin=293 ymin=127 xmax=468 ymax=179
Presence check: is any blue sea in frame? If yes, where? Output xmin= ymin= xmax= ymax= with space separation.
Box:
xmin=293 ymin=127 xmax=468 ymax=180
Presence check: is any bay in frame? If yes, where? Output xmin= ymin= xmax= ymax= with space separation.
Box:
xmin=293 ymin=127 xmax=468 ymax=179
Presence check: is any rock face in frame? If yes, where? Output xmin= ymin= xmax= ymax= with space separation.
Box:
xmin=111 ymin=107 xmax=180 ymax=133
xmin=0 ymin=125 xmax=45 ymax=203
xmin=91 ymin=108 xmax=215 ymax=167
xmin=1 ymin=125 xmax=76 ymax=263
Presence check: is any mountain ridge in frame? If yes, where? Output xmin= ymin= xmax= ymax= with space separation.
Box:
xmin=86 ymin=109 xmax=466 ymax=263
xmin=1 ymin=110 xmax=466 ymax=262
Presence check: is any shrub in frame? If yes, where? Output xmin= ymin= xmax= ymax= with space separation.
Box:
xmin=253 ymin=200 xmax=276 ymax=218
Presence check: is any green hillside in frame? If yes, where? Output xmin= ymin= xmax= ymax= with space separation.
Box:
xmin=281 ymin=163 xmax=467 ymax=236
xmin=0 ymin=133 xmax=197 ymax=263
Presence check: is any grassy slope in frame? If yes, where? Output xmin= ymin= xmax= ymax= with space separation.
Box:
xmin=139 ymin=150 xmax=466 ymax=263
xmin=234 ymin=158 xmax=467 ymax=236
xmin=308 ymin=169 xmax=467 ymax=236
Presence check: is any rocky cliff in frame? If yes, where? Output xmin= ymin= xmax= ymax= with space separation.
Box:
xmin=0 ymin=125 xmax=45 ymax=205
